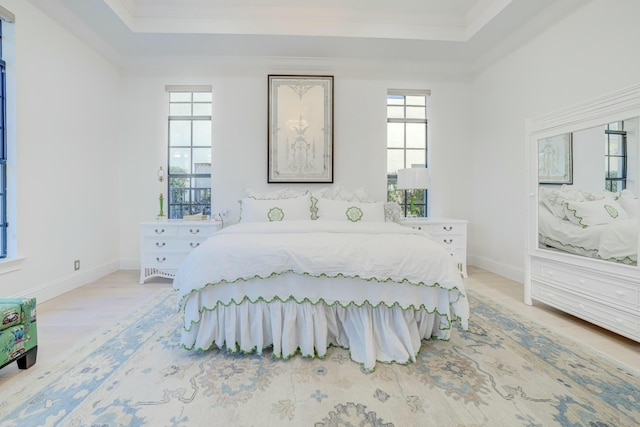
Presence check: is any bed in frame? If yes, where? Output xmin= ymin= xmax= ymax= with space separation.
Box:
xmin=538 ymin=186 xmax=638 ymax=264
xmin=172 ymin=188 xmax=469 ymax=370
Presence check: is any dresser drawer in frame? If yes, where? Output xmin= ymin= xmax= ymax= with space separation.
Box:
xmin=532 ymin=259 xmax=639 ymax=311
xmin=532 ymin=280 xmax=639 ymax=339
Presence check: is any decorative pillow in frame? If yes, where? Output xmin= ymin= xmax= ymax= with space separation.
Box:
xmin=563 ymin=198 xmax=628 ymax=227
xmin=384 ymin=202 xmax=403 ymax=223
xmin=618 ymin=195 xmax=639 ymax=217
xmin=315 ymin=197 xmax=385 ymax=222
xmin=310 ymin=185 xmax=371 ymax=202
xmin=239 ymin=195 xmax=312 ymax=222
xmin=539 ymin=186 xmax=592 ymax=219
xmin=242 ymin=187 xmax=308 ymax=200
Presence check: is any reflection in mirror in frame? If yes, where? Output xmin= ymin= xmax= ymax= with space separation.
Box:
xmin=537 ymin=118 xmax=639 ymax=266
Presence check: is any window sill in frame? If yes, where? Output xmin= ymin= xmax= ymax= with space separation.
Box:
xmin=0 ymin=256 xmax=25 ymax=275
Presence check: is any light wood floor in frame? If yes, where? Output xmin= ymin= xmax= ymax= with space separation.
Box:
xmin=1 ymin=266 xmax=638 ymax=385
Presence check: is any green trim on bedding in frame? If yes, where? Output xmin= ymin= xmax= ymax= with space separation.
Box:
xmin=178 ymin=269 xmax=465 ymax=310
xmin=178 ymin=297 xmax=461 ymax=372
xmin=539 ymin=233 xmax=635 ymax=264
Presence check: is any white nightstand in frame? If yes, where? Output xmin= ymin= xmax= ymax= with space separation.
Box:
xmin=139 ymin=220 xmax=221 ymax=284
xmin=400 ymin=217 xmax=468 ymax=278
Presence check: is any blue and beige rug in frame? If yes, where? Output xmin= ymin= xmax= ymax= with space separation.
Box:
xmin=0 ymin=288 xmax=638 ymax=426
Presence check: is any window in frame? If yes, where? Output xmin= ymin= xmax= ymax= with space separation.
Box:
xmin=604 ymin=121 xmax=626 ymax=192
xmin=0 ymin=20 xmax=8 ymax=258
xmin=386 ymin=90 xmax=429 ymax=217
xmin=166 ymin=86 xmax=212 ymax=219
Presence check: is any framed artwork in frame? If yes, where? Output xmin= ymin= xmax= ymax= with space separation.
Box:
xmin=538 ymin=133 xmax=573 ymax=184
xmin=268 ymin=75 xmax=334 ymax=183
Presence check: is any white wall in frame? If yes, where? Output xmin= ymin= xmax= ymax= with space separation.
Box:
xmin=0 ymin=1 xmax=121 ymax=300
xmin=118 ymin=70 xmax=474 ymax=268
xmin=470 ymin=0 xmax=640 ymax=281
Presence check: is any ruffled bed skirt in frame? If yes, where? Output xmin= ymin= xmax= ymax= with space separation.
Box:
xmin=180 ymin=299 xmax=455 ymax=370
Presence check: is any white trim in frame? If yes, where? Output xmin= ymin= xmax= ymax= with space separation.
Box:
xmin=10 ymin=260 xmax=119 ymax=303
xmin=0 ymin=6 xmax=15 ymax=23
xmin=387 ymin=88 xmax=431 ymax=96
xmin=0 ymin=256 xmax=24 ymax=275
xmin=165 ymin=85 xmax=212 ymax=93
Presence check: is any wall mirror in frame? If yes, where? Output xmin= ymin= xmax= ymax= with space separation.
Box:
xmin=536 ymin=118 xmax=639 ymax=266
xmin=526 ymin=83 xmax=640 ymax=272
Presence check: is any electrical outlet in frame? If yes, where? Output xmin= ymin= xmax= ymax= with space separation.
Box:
xmin=74 ymin=260 xmax=80 ymax=271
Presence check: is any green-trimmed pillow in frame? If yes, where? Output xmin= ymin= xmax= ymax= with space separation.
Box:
xmin=315 ymin=197 xmax=385 ymax=223
xmin=563 ymin=198 xmax=628 ymax=227
xmin=239 ymin=195 xmax=312 ymax=223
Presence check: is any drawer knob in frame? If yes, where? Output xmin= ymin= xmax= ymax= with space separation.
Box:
xmin=155 ymin=242 xmax=166 ymax=248
xmin=615 ymin=318 xmax=624 ymax=324
xmin=190 ymin=242 xmax=200 ymax=248
xmin=443 ymin=226 xmax=453 ymax=231
xmin=190 ymin=229 xmax=200 ymax=234
xmin=579 ymin=304 xmax=585 ymax=309
xmin=616 ymin=290 xmax=625 ymax=297
xmin=578 ymin=279 xmax=585 ymax=285
xmin=154 ymin=228 xmax=165 ymax=234
xmin=443 ymin=239 xmax=453 ymax=244
xmin=156 ymin=257 xmax=166 ymax=263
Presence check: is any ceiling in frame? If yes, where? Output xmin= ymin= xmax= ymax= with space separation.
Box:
xmin=27 ymin=0 xmax=587 ymax=73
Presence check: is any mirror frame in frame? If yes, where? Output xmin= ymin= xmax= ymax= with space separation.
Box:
xmin=524 ymin=83 xmax=640 ymax=303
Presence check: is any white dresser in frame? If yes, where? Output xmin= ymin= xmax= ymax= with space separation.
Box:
xmin=139 ymin=220 xmax=221 ymax=284
xmin=400 ymin=217 xmax=468 ymax=278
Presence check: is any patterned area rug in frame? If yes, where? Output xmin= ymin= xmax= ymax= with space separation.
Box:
xmin=0 ymin=288 xmax=638 ymax=426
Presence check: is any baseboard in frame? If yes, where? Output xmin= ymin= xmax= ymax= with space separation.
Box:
xmin=119 ymin=258 xmax=139 ymax=271
xmin=467 ymin=255 xmax=524 ymax=284
xmin=13 ymin=260 xmax=120 ymax=304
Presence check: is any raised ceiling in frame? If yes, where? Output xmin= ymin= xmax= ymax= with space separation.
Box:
xmin=27 ymin=0 xmax=587 ymax=72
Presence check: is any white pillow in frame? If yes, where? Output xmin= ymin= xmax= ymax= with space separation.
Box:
xmin=242 ymin=187 xmax=308 ymax=200
xmin=384 ymin=202 xmax=403 ymax=223
xmin=310 ymin=185 xmax=371 ymax=202
xmin=539 ymin=186 xmax=589 ymax=219
xmin=563 ymin=198 xmax=628 ymax=227
xmin=239 ymin=195 xmax=312 ymax=222
xmin=618 ymin=196 xmax=639 ymax=217
xmin=315 ymin=198 xmax=385 ymax=222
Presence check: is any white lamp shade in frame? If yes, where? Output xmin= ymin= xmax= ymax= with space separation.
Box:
xmin=396 ymin=167 xmax=430 ymax=190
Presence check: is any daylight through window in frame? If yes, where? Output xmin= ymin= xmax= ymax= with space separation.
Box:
xmin=386 ymin=90 xmax=429 ymax=217
xmin=166 ymin=87 xmax=212 ymax=219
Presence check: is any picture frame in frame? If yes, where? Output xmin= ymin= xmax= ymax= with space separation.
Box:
xmin=268 ymin=75 xmax=334 ymax=183
xmin=538 ymin=133 xmax=573 ymax=184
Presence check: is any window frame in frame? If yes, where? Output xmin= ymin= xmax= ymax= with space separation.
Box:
xmin=386 ymin=90 xmax=430 ymax=217
xmin=0 ymin=20 xmax=8 ymax=258
xmin=604 ymin=122 xmax=627 ymax=192
xmin=166 ymin=87 xmax=213 ymax=219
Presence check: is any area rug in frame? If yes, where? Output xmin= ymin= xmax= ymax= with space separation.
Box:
xmin=0 ymin=288 xmax=638 ymax=427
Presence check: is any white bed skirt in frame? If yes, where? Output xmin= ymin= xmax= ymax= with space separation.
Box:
xmin=181 ymin=298 xmax=453 ymax=370
xmin=178 ymin=273 xmax=467 ymax=370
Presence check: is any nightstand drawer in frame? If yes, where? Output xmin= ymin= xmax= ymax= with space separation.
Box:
xmin=143 ymin=252 xmax=188 ymax=268
xmin=139 ymin=220 xmax=221 ymax=284
xmin=178 ymin=224 xmax=218 ymax=237
xmin=432 ymin=234 xmax=465 ymax=250
xmin=141 ymin=225 xmax=179 ymax=238
xmin=400 ymin=217 xmax=468 ymax=278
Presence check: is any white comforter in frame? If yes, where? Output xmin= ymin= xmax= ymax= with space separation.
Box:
xmin=538 ymin=206 xmax=638 ymax=263
xmin=173 ymin=220 xmax=469 ymax=369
